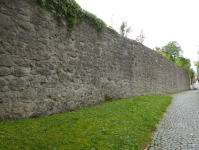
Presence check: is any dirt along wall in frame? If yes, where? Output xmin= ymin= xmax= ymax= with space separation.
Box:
xmin=0 ymin=0 xmax=190 ymax=120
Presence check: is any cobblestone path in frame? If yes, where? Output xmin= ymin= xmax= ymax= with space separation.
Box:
xmin=146 ymin=90 xmax=199 ymax=150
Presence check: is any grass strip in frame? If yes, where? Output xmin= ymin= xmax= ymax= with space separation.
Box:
xmin=0 ymin=95 xmax=172 ymax=150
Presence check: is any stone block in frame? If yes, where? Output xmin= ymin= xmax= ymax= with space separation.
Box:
xmin=63 ymin=65 xmax=73 ymax=73
xmin=11 ymin=102 xmax=25 ymax=117
xmin=0 ymin=79 xmax=6 ymax=88
xmin=45 ymin=101 xmax=56 ymax=111
xmin=49 ymin=64 xmax=55 ymax=70
xmin=58 ymin=72 xmax=71 ymax=82
xmin=30 ymin=80 xmax=40 ymax=88
xmin=0 ymin=91 xmax=18 ymax=102
xmin=0 ymin=67 xmax=11 ymax=76
xmin=0 ymin=13 xmax=15 ymax=28
xmin=0 ymin=86 xmax=10 ymax=92
xmin=14 ymin=67 xmax=29 ymax=77
xmin=68 ymin=59 xmax=78 ymax=66
xmin=0 ymin=102 xmax=10 ymax=121
xmin=37 ymin=68 xmax=51 ymax=76
xmin=17 ymin=31 xmax=32 ymax=43
xmin=0 ymin=55 xmax=13 ymax=66
xmin=13 ymin=57 xmax=31 ymax=67
xmin=37 ymin=88 xmax=46 ymax=100
xmin=19 ymin=88 xmax=37 ymax=102
xmin=30 ymin=69 xmax=38 ymax=75
xmin=17 ymin=21 xmax=33 ymax=32
xmin=8 ymin=78 xmax=26 ymax=91
xmin=42 ymin=81 xmax=57 ymax=88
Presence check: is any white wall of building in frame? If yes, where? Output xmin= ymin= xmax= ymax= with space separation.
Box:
xmin=196 ymin=80 xmax=199 ymax=89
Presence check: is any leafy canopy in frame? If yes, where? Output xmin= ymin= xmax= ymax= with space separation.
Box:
xmin=155 ymin=41 xmax=194 ymax=78
xmin=188 ymin=68 xmax=195 ymax=79
xmin=161 ymin=41 xmax=183 ymax=63
xmin=175 ymin=57 xmax=191 ymax=73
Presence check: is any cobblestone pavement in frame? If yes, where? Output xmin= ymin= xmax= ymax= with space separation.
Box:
xmin=146 ymin=90 xmax=199 ymax=150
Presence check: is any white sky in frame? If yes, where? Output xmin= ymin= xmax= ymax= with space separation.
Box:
xmin=75 ymin=0 xmax=199 ymax=72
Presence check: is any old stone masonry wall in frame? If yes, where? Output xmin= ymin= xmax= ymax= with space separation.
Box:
xmin=0 ymin=0 xmax=190 ymax=120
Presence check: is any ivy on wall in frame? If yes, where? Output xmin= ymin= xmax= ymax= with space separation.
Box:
xmin=33 ymin=0 xmax=107 ymax=36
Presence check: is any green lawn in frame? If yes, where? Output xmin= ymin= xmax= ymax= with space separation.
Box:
xmin=0 ymin=95 xmax=172 ymax=150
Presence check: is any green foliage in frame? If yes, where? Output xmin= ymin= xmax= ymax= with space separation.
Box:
xmin=107 ymin=26 xmax=119 ymax=35
xmin=155 ymin=41 xmax=195 ymax=78
xmin=188 ymin=68 xmax=195 ymax=79
xmin=161 ymin=41 xmax=183 ymax=63
xmin=120 ymin=21 xmax=126 ymax=36
xmin=175 ymin=57 xmax=191 ymax=72
xmin=83 ymin=10 xmax=107 ymax=36
xmin=155 ymin=46 xmax=161 ymax=52
xmin=120 ymin=21 xmax=132 ymax=37
xmin=194 ymin=61 xmax=199 ymax=69
xmin=33 ymin=0 xmax=106 ymax=36
xmin=195 ymin=73 xmax=199 ymax=82
xmin=0 ymin=95 xmax=172 ymax=150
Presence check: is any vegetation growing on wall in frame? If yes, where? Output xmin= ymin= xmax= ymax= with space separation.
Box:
xmin=120 ymin=21 xmax=132 ymax=37
xmin=33 ymin=0 xmax=107 ymax=36
xmin=136 ymin=28 xmax=145 ymax=44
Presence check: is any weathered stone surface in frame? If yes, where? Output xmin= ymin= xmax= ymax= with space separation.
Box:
xmin=42 ymin=81 xmax=57 ymax=88
xmin=0 ymin=86 xmax=10 ymax=92
xmin=58 ymin=72 xmax=71 ymax=82
xmin=0 ymin=13 xmax=15 ymax=28
xmin=13 ymin=57 xmax=31 ymax=67
xmin=0 ymin=79 xmax=6 ymax=88
xmin=0 ymin=0 xmax=190 ymax=121
xmin=30 ymin=69 xmax=38 ymax=75
xmin=63 ymin=65 xmax=73 ymax=73
xmin=0 ymin=55 xmax=13 ymax=66
xmin=30 ymin=80 xmax=40 ymax=88
xmin=8 ymin=78 xmax=26 ymax=91
xmin=19 ymin=88 xmax=37 ymax=102
xmin=14 ymin=67 xmax=29 ymax=77
xmin=0 ymin=103 xmax=10 ymax=121
xmin=37 ymin=68 xmax=51 ymax=76
xmin=0 ymin=91 xmax=18 ymax=102
xmin=37 ymin=87 xmax=46 ymax=100
xmin=0 ymin=67 xmax=11 ymax=76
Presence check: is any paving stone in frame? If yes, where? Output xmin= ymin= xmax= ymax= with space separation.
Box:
xmin=146 ymin=90 xmax=199 ymax=150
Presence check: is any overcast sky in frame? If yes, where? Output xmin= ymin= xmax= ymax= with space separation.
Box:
xmin=75 ymin=0 xmax=199 ymax=72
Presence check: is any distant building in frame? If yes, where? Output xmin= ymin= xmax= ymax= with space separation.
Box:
xmin=196 ymin=67 xmax=199 ymax=89
xmin=190 ymin=75 xmax=196 ymax=89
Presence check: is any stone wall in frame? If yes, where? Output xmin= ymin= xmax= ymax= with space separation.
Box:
xmin=0 ymin=0 xmax=190 ymax=121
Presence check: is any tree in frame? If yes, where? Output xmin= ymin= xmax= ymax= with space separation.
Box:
xmin=135 ymin=29 xmax=145 ymax=44
xmin=155 ymin=41 xmax=194 ymax=79
xmin=120 ymin=21 xmax=132 ymax=37
xmin=189 ymin=68 xmax=195 ymax=85
xmin=195 ymin=73 xmax=199 ymax=82
xmin=175 ymin=57 xmax=191 ymax=72
xmin=154 ymin=47 xmax=161 ymax=52
xmin=161 ymin=41 xmax=183 ymax=63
